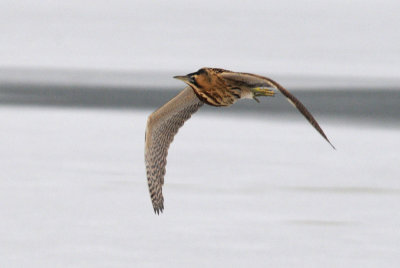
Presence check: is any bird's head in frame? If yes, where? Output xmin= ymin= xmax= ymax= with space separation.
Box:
xmin=173 ymin=68 xmax=210 ymax=88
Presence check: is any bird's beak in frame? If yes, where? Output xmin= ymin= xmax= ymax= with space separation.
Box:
xmin=173 ymin=75 xmax=192 ymax=83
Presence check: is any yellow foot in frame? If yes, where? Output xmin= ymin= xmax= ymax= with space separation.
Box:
xmin=252 ymin=87 xmax=276 ymax=97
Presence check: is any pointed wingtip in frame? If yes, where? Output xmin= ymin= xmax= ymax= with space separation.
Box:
xmin=153 ymin=206 xmax=164 ymax=215
xmin=321 ymin=134 xmax=335 ymax=150
xmin=328 ymin=141 xmax=336 ymax=150
xmin=320 ymin=133 xmax=336 ymax=150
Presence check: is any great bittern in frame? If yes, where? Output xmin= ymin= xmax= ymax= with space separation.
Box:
xmin=145 ymin=67 xmax=334 ymax=214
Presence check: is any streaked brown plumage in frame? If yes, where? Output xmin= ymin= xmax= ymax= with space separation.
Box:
xmin=145 ymin=67 xmax=334 ymax=214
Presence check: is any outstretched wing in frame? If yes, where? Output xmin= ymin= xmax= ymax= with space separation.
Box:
xmin=220 ymin=72 xmax=335 ymax=149
xmin=145 ymin=86 xmax=204 ymax=214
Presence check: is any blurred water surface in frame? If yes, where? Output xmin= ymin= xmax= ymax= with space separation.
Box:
xmin=0 ymin=107 xmax=399 ymax=267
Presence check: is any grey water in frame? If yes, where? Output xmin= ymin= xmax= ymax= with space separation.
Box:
xmin=1 ymin=107 xmax=399 ymax=267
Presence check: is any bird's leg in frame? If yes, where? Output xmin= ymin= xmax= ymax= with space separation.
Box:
xmin=251 ymin=87 xmax=275 ymax=102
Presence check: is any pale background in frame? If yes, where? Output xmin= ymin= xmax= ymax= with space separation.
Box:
xmin=0 ymin=1 xmax=399 ymax=267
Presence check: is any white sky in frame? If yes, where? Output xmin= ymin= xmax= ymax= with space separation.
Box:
xmin=1 ymin=0 xmax=399 ymax=77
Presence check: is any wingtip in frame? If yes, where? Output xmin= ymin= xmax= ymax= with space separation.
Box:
xmin=329 ymin=142 xmax=336 ymax=150
xmin=324 ymin=137 xmax=336 ymax=150
xmin=153 ymin=205 xmax=164 ymax=215
xmin=153 ymin=208 xmax=162 ymax=215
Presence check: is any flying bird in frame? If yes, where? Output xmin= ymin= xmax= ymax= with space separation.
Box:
xmin=145 ymin=67 xmax=334 ymax=214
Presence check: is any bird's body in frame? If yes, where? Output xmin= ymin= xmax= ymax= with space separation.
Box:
xmin=145 ymin=67 xmax=334 ymax=214
xmin=175 ymin=68 xmax=275 ymax=106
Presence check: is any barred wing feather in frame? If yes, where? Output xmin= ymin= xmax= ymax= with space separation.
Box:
xmin=145 ymin=87 xmax=203 ymax=214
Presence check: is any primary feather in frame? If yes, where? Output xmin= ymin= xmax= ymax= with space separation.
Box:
xmin=145 ymin=87 xmax=203 ymax=214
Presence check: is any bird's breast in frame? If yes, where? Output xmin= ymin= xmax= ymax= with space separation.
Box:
xmin=191 ymin=86 xmax=235 ymax=107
